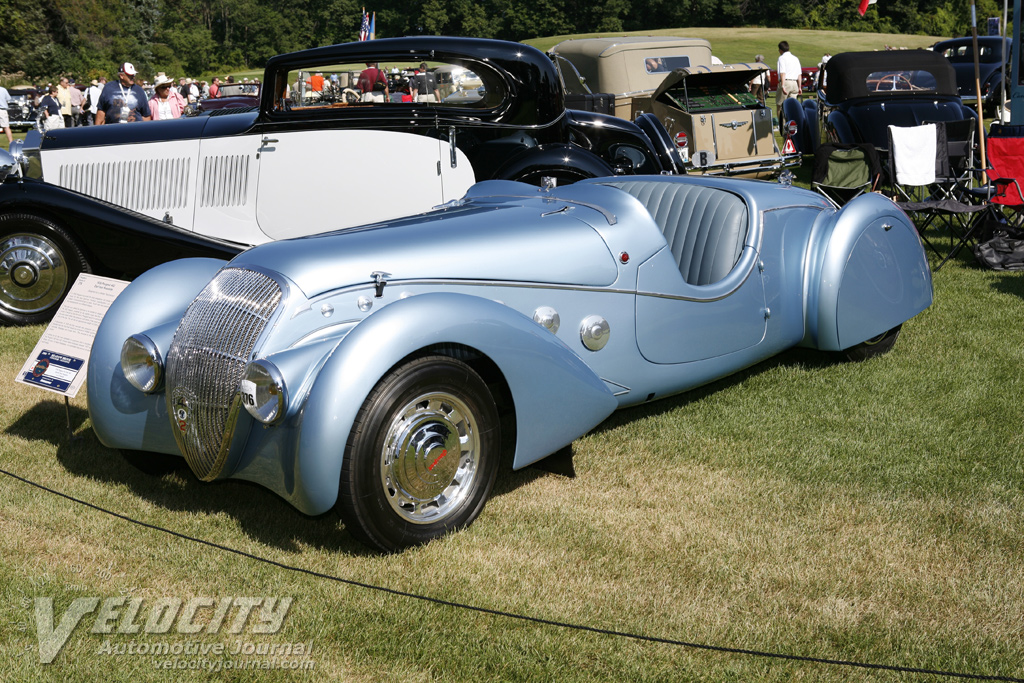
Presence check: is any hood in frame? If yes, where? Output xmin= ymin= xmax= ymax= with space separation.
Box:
xmin=230 ymin=200 xmax=620 ymax=299
xmin=40 ymin=111 xmax=257 ymax=150
xmin=652 ymin=63 xmax=768 ymax=100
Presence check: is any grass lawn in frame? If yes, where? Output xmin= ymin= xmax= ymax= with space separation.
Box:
xmin=1 ymin=28 xmax=1022 ymax=681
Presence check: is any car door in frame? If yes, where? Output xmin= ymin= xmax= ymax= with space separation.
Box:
xmin=634 ymin=244 xmax=767 ymax=363
xmin=254 ymin=124 xmax=446 ymax=241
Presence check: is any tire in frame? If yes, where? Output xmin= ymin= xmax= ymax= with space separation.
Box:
xmin=839 ymin=325 xmax=901 ymax=362
xmin=338 ymin=355 xmax=501 ymax=553
xmin=0 ymin=213 xmax=91 ymax=326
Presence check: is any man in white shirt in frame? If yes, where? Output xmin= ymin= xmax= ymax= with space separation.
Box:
xmin=775 ymin=41 xmax=802 ymax=120
xmin=86 ymin=78 xmax=104 ymax=126
xmin=0 ymin=86 xmax=12 ymax=144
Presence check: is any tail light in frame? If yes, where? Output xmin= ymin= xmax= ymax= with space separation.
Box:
xmin=787 ymin=121 xmax=798 ymax=137
xmin=674 ymin=131 xmax=687 ymax=148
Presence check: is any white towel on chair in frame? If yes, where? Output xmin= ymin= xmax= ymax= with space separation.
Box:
xmin=890 ymin=123 xmax=936 ymax=186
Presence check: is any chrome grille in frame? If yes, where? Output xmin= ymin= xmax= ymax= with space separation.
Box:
xmin=165 ymin=268 xmax=282 ymax=480
xmin=58 ymin=158 xmax=191 ymax=211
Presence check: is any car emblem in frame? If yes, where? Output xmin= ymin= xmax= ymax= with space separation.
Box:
xmin=719 ymin=120 xmax=748 ymax=130
xmin=174 ymin=397 xmax=190 ymax=433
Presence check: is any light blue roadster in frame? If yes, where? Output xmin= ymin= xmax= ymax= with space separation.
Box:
xmin=87 ymin=176 xmax=932 ymax=552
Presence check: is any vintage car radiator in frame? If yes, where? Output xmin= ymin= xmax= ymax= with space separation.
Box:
xmin=165 ymin=267 xmax=282 ymax=480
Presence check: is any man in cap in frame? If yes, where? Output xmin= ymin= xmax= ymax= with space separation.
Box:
xmin=95 ymin=62 xmax=151 ymax=124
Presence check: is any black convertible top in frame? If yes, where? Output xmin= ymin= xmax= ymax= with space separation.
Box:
xmin=823 ymin=50 xmax=958 ymax=102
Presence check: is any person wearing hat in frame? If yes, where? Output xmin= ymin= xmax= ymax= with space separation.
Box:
xmin=148 ymin=73 xmax=186 ymax=120
xmin=95 ymin=62 xmax=151 ymax=124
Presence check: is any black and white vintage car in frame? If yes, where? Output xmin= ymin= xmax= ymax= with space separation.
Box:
xmin=1 ymin=37 xmax=682 ymax=325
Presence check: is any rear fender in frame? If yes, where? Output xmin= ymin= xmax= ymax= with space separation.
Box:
xmin=782 ymin=98 xmax=807 ymax=153
xmin=493 ymin=143 xmax=614 ymax=183
xmin=87 ymin=258 xmax=228 ymax=453
xmin=802 ymin=193 xmax=932 ymax=351
xmin=825 ymin=111 xmax=855 ymax=146
xmin=292 ymin=292 xmax=617 ymax=515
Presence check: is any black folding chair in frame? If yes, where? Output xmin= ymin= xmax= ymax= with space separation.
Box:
xmin=811 ymin=142 xmax=882 ymax=207
xmin=888 ymin=123 xmax=990 ymax=270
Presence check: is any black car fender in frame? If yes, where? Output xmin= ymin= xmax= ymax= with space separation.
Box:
xmin=0 ymin=177 xmax=244 ymax=278
xmin=825 ymin=110 xmax=856 ymax=146
xmin=491 ymin=143 xmax=615 ymax=185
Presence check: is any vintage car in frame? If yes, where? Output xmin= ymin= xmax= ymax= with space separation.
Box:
xmin=550 ymin=37 xmax=797 ymax=177
xmin=1 ymin=37 xmax=682 ymax=325
xmin=788 ymin=49 xmax=976 ymax=155
xmin=87 ymin=175 xmax=933 ymax=553
xmin=7 ymin=86 xmax=40 ymax=130
xmin=188 ymin=82 xmax=262 ymax=115
xmin=932 ymin=36 xmax=1011 ymax=116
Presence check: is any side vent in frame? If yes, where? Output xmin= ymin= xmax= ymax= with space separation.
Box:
xmin=59 ymin=158 xmax=191 ymax=211
xmin=199 ymin=154 xmax=251 ymax=208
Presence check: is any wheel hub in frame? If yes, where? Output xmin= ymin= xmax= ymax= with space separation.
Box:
xmin=380 ymin=392 xmax=479 ymax=524
xmin=0 ymin=234 xmax=67 ymax=314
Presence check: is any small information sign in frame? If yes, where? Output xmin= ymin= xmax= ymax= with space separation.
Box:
xmin=15 ymin=274 xmax=129 ymax=398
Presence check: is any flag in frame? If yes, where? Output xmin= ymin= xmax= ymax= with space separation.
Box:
xmin=359 ymin=9 xmax=369 ymax=41
xmin=370 ymin=12 xmax=376 ymax=40
xmin=858 ymin=0 xmax=876 ymax=15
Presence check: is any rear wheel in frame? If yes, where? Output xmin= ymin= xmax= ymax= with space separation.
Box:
xmin=338 ymin=355 xmax=501 ymax=553
xmin=0 ymin=213 xmax=91 ymax=326
xmin=839 ymin=325 xmax=901 ymax=362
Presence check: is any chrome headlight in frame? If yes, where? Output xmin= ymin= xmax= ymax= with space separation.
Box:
xmin=121 ymin=334 xmax=163 ymax=393
xmin=240 ymin=360 xmax=287 ymax=425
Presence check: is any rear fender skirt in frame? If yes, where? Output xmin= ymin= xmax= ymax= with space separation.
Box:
xmin=802 ymin=192 xmax=932 ymax=351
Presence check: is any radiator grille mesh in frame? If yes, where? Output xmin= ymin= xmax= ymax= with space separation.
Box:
xmin=165 ymin=268 xmax=282 ymax=480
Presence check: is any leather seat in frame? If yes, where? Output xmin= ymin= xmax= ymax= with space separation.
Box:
xmin=601 ymin=180 xmax=748 ymax=286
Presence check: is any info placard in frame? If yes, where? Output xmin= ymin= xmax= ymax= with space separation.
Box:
xmin=15 ymin=274 xmax=129 ymax=398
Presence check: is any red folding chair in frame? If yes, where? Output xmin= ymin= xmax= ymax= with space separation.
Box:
xmin=984 ymin=124 xmax=1024 ymax=227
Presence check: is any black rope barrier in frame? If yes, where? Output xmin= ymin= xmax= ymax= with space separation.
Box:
xmin=1 ymin=466 xmax=1020 ymax=682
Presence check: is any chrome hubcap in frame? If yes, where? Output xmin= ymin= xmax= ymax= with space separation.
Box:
xmin=0 ymin=234 xmax=68 ymax=314
xmin=380 ymin=392 xmax=480 ymax=525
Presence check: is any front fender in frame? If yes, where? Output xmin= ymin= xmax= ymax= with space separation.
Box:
xmin=493 ymin=143 xmax=614 ymax=182
xmin=802 ymin=193 xmax=932 ymax=351
xmin=87 ymin=258 xmax=228 ymax=453
xmin=291 ymin=292 xmax=617 ymax=515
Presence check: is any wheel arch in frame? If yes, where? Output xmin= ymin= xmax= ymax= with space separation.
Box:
xmin=291 ymin=292 xmax=617 ymax=516
xmin=492 ymin=143 xmax=615 ymax=184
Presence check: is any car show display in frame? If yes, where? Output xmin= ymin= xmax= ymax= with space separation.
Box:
xmin=549 ymin=36 xmax=797 ymax=177
xmin=932 ymin=35 xmax=1011 ymax=116
xmin=87 ymin=175 xmax=933 ymax=553
xmin=0 ymin=36 xmax=682 ymax=326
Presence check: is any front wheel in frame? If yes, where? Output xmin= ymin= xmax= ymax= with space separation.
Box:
xmin=839 ymin=325 xmax=901 ymax=362
xmin=0 ymin=213 xmax=92 ymax=326
xmin=338 ymin=355 xmax=501 ymax=553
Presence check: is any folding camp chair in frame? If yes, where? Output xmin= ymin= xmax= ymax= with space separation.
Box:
xmin=924 ymin=118 xmax=977 ymax=201
xmin=979 ymin=123 xmax=1024 ymax=229
xmin=888 ymin=123 xmax=990 ymax=270
xmin=811 ymin=142 xmax=882 ymax=207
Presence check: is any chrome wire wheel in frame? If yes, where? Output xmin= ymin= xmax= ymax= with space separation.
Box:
xmin=338 ymin=355 xmax=501 ymax=553
xmin=0 ymin=232 xmax=68 ymax=316
xmin=380 ymin=391 xmax=480 ymax=525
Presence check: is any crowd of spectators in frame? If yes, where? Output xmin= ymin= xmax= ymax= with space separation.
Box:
xmin=17 ymin=61 xmax=260 ymax=127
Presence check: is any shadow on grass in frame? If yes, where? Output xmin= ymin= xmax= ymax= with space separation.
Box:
xmin=586 ymin=346 xmax=839 ymax=436
xmin=989 ymin=269 xmax=1024 ymax=300
xmin=7 ymin=400 xmax=548 ymax=557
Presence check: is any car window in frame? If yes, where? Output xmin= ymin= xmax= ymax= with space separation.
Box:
xmin=272 ymin=59 xmax=499 ymax=111
xmin=866 ymin=69 xmax=938 ymax=92
xmin=644 ymin=56 xmax=691 ymax=74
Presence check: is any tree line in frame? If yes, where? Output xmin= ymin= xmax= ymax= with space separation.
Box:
xmin=0 ymin=0 xmax=1007 ymax=84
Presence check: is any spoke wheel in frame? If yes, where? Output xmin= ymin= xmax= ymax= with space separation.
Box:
xmin=0 ymin=214 xmax=90 ymax=326
xmin=339 ymin=355 xmax=500 ymax=553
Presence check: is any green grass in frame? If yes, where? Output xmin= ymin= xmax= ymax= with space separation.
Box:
xmin=524 ymin=27 xmax=946 ymax=64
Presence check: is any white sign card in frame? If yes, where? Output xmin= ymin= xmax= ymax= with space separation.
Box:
xmin=15 ymin=274 xmax=129 ymax=398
